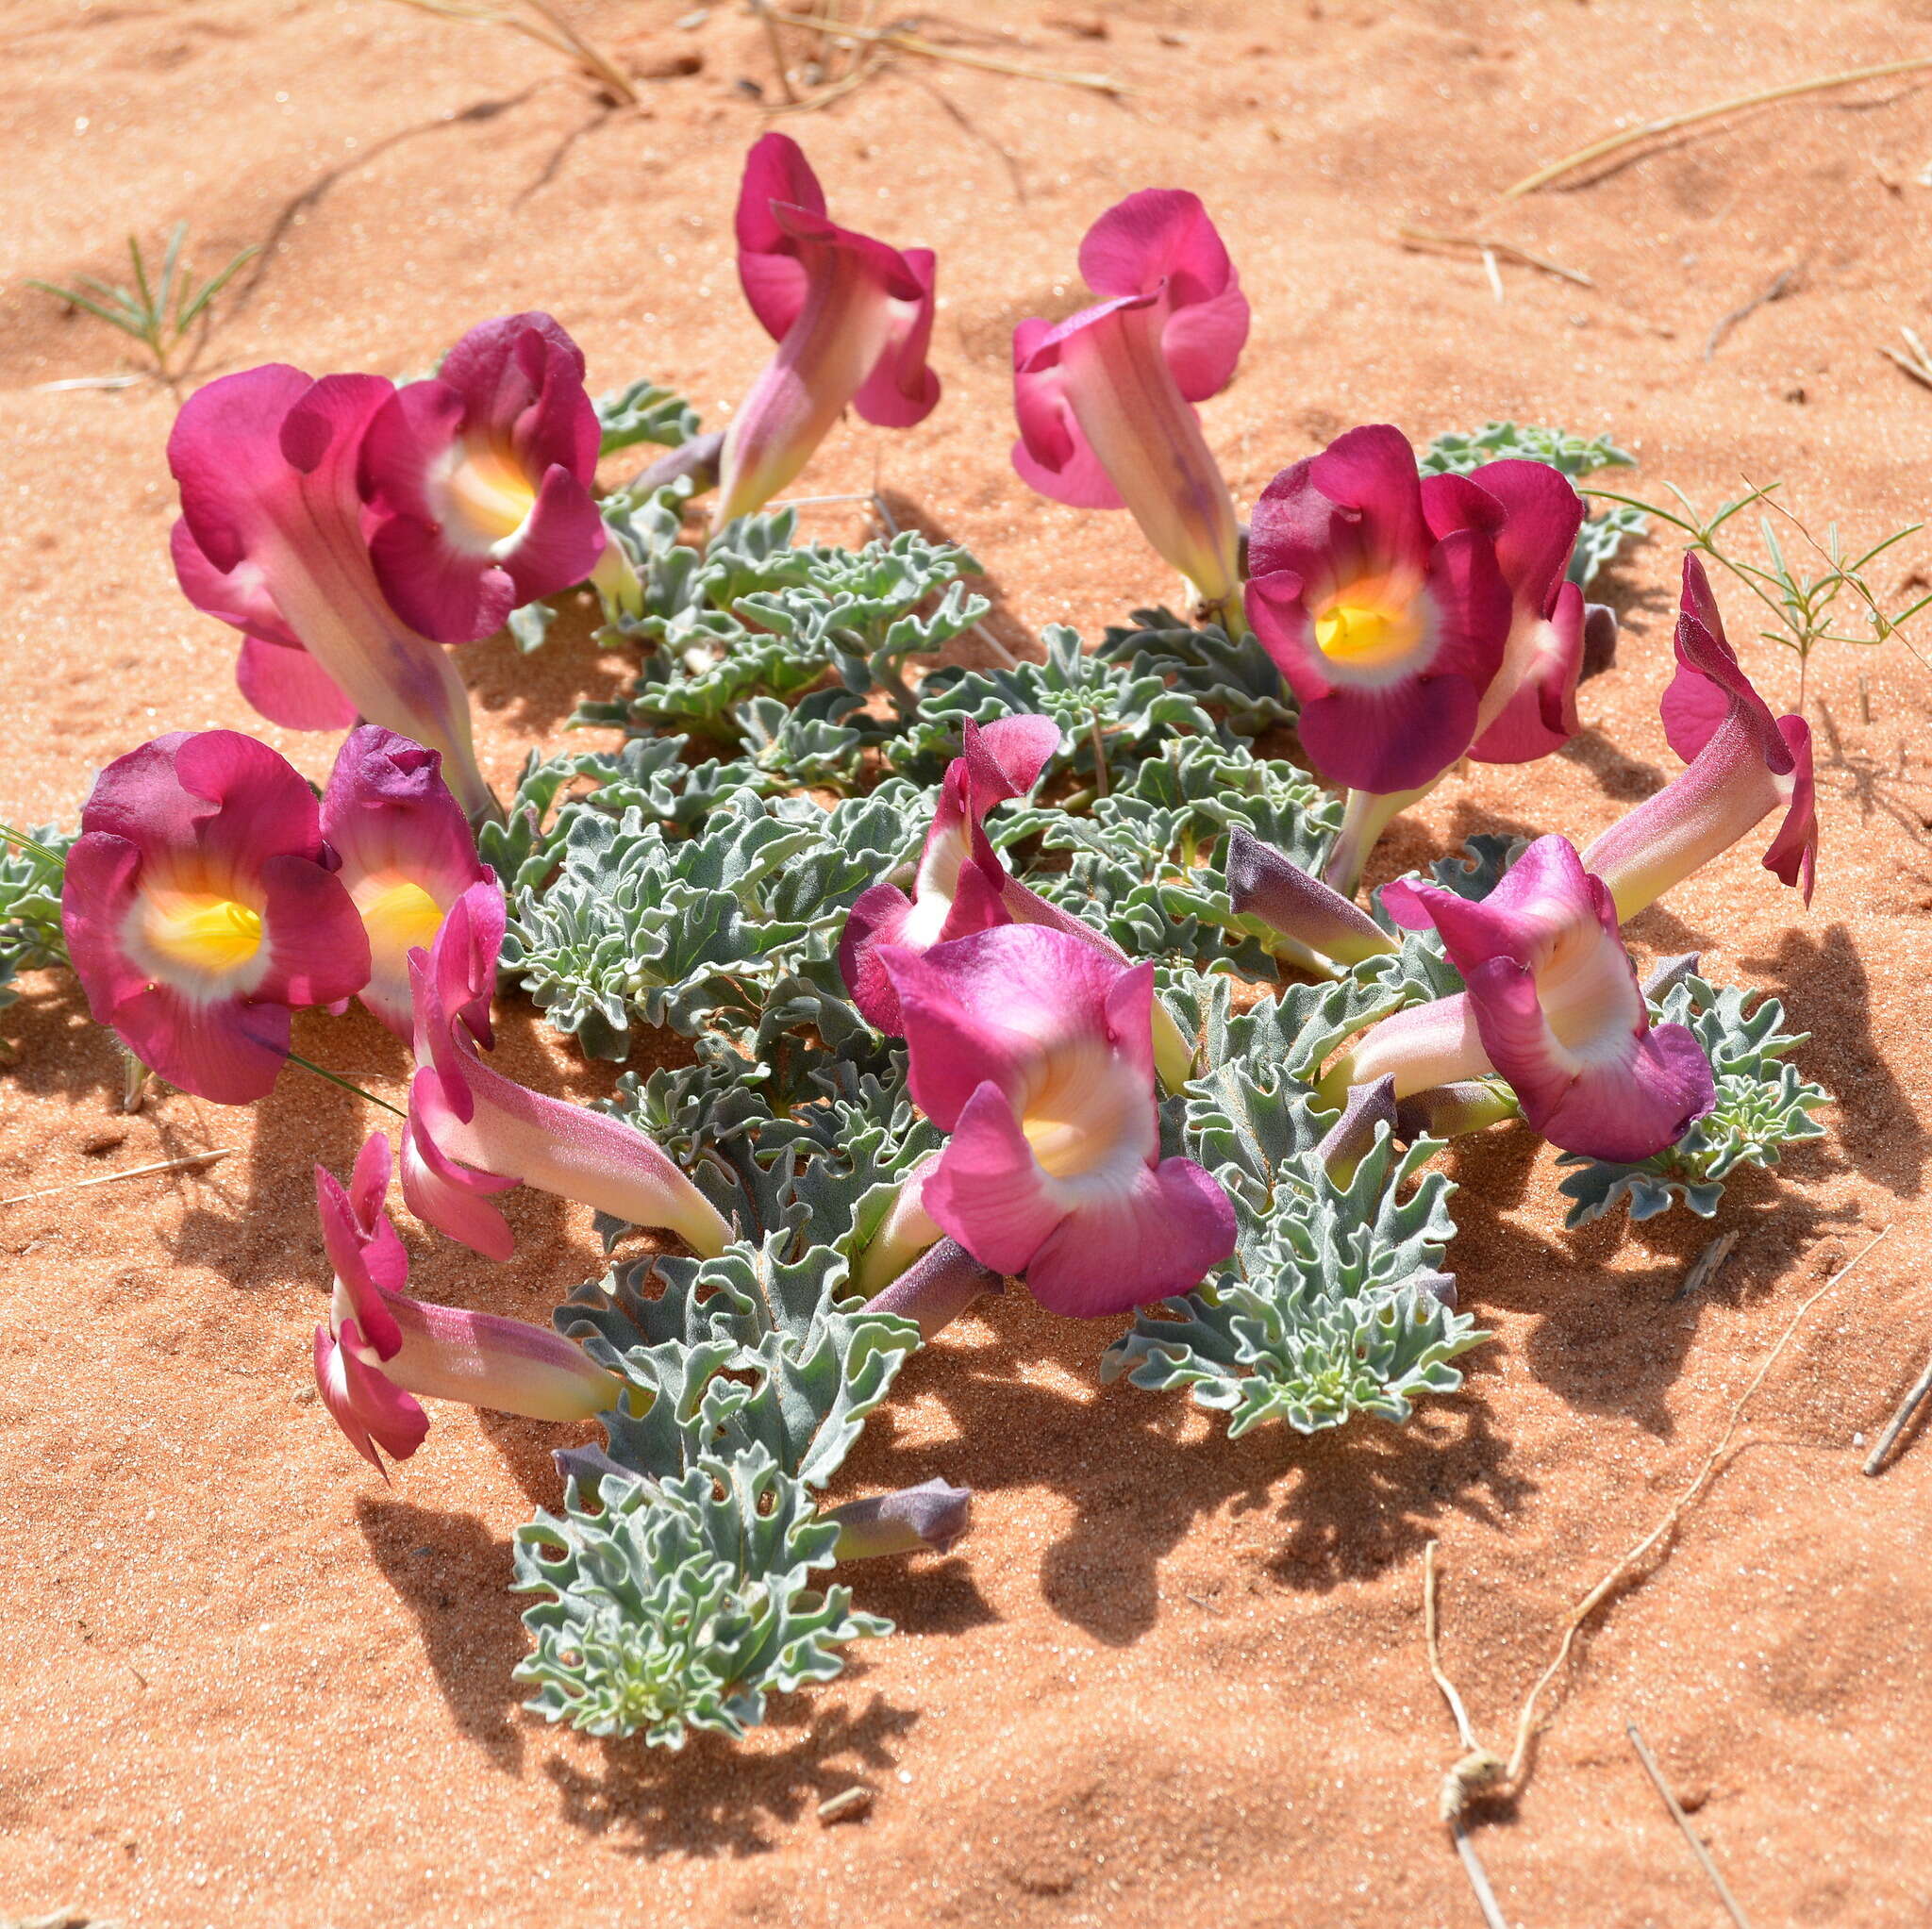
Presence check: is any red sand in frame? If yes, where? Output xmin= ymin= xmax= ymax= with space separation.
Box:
xmin=3 ymin=4 xmax=1931 ymax=1923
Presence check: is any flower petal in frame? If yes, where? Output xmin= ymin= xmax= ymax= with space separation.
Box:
xmin=235 ymin=636 xmax=360 ymax=731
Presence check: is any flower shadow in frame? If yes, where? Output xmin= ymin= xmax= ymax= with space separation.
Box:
xmin=1740 ymin=921 xmax=1924 ymax=1197
xmin=356 ymin=1493 xmax=529 ymax=1772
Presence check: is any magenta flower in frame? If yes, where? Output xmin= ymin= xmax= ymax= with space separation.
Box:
xmin=61 ymin=731 xmax=369 ymax=1105
xmin=319 ymin=726 xmax=493 ymax=1039
xmin=403 ymin=882 xmax=734 ymax=1262
xmin=1244 ymin=425 xmax=1514 ymax=798
xmin=1583 ymin=555 xmax=1816 ymax=919
xmin=358 ymin=312 xmax=608 ymax=643
xmin=1344 ymin=836 xmax=1714 ymax=1162
xmin=840 ymin=713 xmax=1060 ymax=1032
xmin=314 ymin=1134 xmax=620 ymax=1475
xmin=714 ymin=133 xmax=940 ymax=526
xmin=1012 ymin=190 xmax=1248 ymax=612
xmin=879 ymin=925 xmax=1235 ymax=1316
xmin=168 ymin=365 xmax=493 ymax=818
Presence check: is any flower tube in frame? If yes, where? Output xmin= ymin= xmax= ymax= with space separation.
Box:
xmin=1224 ymin=825 xmax=1398 ymax=969
xmin=314 ymin=1135 xmax=620 ymax=1475
xmin=61 ymin=731 xmax=370 ymax=1104
xmin=879 ymin=925 xmax=1235 ymax=1315
xmin=320 ymin=726 xmax=492 ymax=1039
xmin=358 ymin=312 xmax=609 ymax=643
xmin=1012 ymin=190 xmax=1248 ymax=616
xmin=168 ymin=365 xmax=493 ymax=818
xmin=840 ymin=713 xmax=1061 ymax=1032
xmin=714 ymin=133 xmax=940 ymax=526
xmin=1582 ymin=555 xmax=1816 ymax=919
xmin=403 ymin=882 xmax=734 ymax=1260
xmin=1338 ymin=836 xmax=1713 ymax=1162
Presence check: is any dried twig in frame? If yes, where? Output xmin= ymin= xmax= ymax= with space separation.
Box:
xmin=1504 ymin=57 xmax=1932 ymax=198
xmin=774 ymin=11 xmax=1134 ymax=95
xmin=1396 ymin=225 xmax=1595 ymax=289
xmin=1862 ymin=1337 xmax=1932 ymax=1474
xmin=0 ymin=1149 xmax=231 ymax=1208
xmin=1625 ymin=1721 xmax=1755 ymax=1929
xmin=1451 ymin=1821 xmax=1511 ymax=1929
xmin=1879 ymin=325 xmax=1932 ymax=391
xmin=748 ymin=0 xmax=801 ymax=103
xmin=1704 ymin=263 xmax=1802 ymax=361
xmin=1426 ymin=1226 xmax=1890 ymax=1825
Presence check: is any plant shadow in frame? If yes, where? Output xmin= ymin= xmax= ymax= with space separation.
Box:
xmin=874 ymin=488 xmax=1040 ymax=669
xmin=542 ymin=1689 xmax=921 ymax=1857
xmin=842 ymin=1293 xmax=1532 ymax=1648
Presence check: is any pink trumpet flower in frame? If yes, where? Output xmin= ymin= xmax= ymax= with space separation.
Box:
xmin=169 ymin=366 xmax=494 ymax=818
xmin=879 ymin=925 xmax=1236 ymax=1316
xmin=1246 ymin=432 xmax=1590 ymax=894
xmin=313 ymin=1134 xmax=620 ymax=1475
xmin=359 ymin=312 xmax=609 ymax=643
xmin=320 ymin=727 xmax=493 ymax=1039
xmin=714 ymin=133 xmax=940 ymax=526
xmin=1244 ymin=425 xmax=1514 ymax=799
xmin=1012 ymin=190 xmax=1248 ymax=615
xmin=1582 ymin=555 xmax=1817 ymax=919
xmin=403 ymin=881 xmax=734 ymax=1262
xmin=61 ymin=731 xmax=370 ymax=1105
xmin=841 ymin=713 xmax=1062 ymax=1033
xmin=1341 ymin=836 xmax=1714 ymax=1163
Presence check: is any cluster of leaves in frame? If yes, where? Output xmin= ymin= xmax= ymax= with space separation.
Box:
xmin=513 ymin=1061 xmax=936 ymax=1745
xmin=1103 ymin=973 xmax=1483 ymax=1433
xmin=1422 ymin=420 xmax=1647 ymax=590
xmin=580 ymin=501 xmax=991 ymax=759
xmin=0 ymin=828 xmax=74 ymax=1009
xmin=1556 ymin=970 xmax=1828 ymax=1225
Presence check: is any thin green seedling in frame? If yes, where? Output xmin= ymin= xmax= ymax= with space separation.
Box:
xmin=27 ymin=223 xmax=259 ymax=386
xmin=1583 ymin=479 xmax=1932 ymax=711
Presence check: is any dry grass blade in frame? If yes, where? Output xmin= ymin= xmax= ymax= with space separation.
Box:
xmin=1880 ymin=325 xmax=1932 ymax=391
xmin=1625 ymin=1721 xmax=1756 ymax=1928
xmin=1451 ymin=1821 xmax=1511 ymax=1929
xmin=0 ymin=1149 xmax=232 ymax=1208
xmin=1396 ymin=225 xmax=1595 ymax=288
xmin=1504 ymin=56 xmax=1932 ymax=198
xmin=385 ymin=0 xmax=639 ymax=105
xmin=776 ymin=10 xmax=1134 ymax=94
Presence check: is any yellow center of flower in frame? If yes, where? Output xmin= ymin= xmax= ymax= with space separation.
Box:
xmin=447 ymin=441 xmax=539 ymax=542
xmin=1314 ymin=600 xmax=1422 ymax=667
xmin=142 ymin=893 xmax=264 ymax=976
xmin=357 ymin=877 xmax=445 ymax=963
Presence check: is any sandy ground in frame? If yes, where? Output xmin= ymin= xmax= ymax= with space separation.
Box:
xmin=4 ymin=2 xmax=1932 ymax=1924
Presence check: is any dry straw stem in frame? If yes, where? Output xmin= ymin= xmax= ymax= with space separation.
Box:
xmin=1425 ymin=1225 xmax=1890 ymax=1824
xmin=1504 ymin=56 xmax=1932 ymax=198
xmin=1880 ymin=325 xmax=1932 ymax=391
xmin=1862 ymin=1337 xmax=1932 ymax=1475
xmin=0 ymin=1149 xmax=231 ymax=1208
xmin=1395 ymin=225 xmax=1595 ymax=290
xmin=774 ymin=10 xmax=1135 ymax=96
xmin=385 ymin=0 xmax=640 ymax=106
xmin=1625 ymin=1720 xmax=1756 ymax=1929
